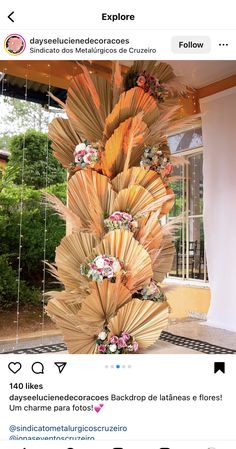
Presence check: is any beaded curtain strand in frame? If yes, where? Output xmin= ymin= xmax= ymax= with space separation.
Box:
xmin=15 ymin=69 xmax=29 ymax=345
xmin=41 ymin=67 xmax=51 ymax=345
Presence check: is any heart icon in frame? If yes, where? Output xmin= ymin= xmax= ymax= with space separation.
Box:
xmin=95 ymin=404 xmax=104 ymax=413
xmin=8 ymin=362 xmax=22 ymax=374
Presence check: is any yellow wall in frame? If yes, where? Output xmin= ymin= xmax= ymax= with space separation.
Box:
xmin=164 ymin=285 xmax=211 ymax=319
xmin=0 ymin=160 xmax=7 ymax=170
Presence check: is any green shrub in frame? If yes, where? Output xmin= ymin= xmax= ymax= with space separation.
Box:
xmin=0 ymin=255 xmax=41 ymax=310
xmin=7 ymin=129 xmax=66 ymax=189
xmin=0 ymin=182 xmax=66 ymax=289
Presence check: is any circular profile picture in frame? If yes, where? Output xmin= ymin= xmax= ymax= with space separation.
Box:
xmin=4 ymin=34 xmax=26 ymax=56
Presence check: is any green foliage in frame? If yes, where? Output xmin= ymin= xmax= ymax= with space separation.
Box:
xmin=0 ymin=182 xmax=66 ymax=308
xmin=6 ymin=129 xmax=66 ymax=189
xmin=0 ymin=255 xmax=41 ymax=310
xmin=0 ymin=133 xmax=11 ymax=150
xmin=0 ymin=165 xmax=19 ymax=192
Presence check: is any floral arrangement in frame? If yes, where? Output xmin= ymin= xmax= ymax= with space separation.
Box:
xmin=136 ymin=71 xmax=168 ymax=101
xmin=135 ymin=280 xmax=166 ymax=302
xmin=80 ymin=255 xmax=125 ymax=282
xmin=73 ymin=141 xmax=100 ymax=168
xmin=123 ymin=69 xmax=168 ymax=102
xmin=104 ymin=211 xmax=138 ymax=232
xmin=96 ymin=329 xmax=139 ymax=354
xmin=140 ymin=144 xmax=173 ymax=177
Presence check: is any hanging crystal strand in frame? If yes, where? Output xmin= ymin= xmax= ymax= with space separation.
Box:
xmin=16 ymin=69 xmax=29 ymax=345
xmin=1 ymin=69 xmax=6 ymax=96
xmin=41 ymin=66 xmax=51 ymax=345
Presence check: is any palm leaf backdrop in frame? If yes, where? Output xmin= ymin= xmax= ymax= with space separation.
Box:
xmin=45 ymin=60 xmax=190 ymax=353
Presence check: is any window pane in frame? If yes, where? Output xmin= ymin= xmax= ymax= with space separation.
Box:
xmin=168 ymin=127 xmax=203 ymax=153
xmin=169 ymin=165 xmax=183 ymax=218
xmin=187 ymin=217 xmax=207 ymax=280
xmin=169 ymin=224 xmax=185 ymax=278
xmin=188 ymin=152 xmax=203 ymax=216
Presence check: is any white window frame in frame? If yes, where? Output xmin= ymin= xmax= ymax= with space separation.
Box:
xmin=166 ymin=145 xmax=209 ymax=287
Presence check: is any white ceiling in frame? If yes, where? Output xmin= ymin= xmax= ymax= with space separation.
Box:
xmin=121 ymin=60 xmax=236 ymax=89
xmin=164 ymin=60 xmax=236 ymax=88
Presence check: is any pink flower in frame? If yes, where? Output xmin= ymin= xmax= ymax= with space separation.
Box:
xmin=83 ymin=154 xmax=91 ymax=164
xmin=122 ymin=212 xmax=133 ymax=221
xmin=110 ymin=335 xmax=119 ymax=344
xmin=118 ymin=337 xmax=127 ymax=349
xmin=76 ymin=150 xmax=86 ymax=156
xmin=133 ymin=342 xmax=139 ymax=352
xmin=121 ymin=332 xmax=130 ymax=342
xmin=137 ymin=75 xmax=146 ymax=87
xmin=98 ymin=344 xmax=106 ymax=353
xmin=111 ymin=211 xmax=123 ymax=221
xmin=165 ymin=163 xmax=173 ymax=175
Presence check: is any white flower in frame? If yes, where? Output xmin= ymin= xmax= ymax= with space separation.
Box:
xmin=95 ymin=257 xmax=105 ymax=269
xmin=148 ymin=283 xmax=157 ymax=295
xmin=98 ymin=331 xmax=107 ymax=341
xmin=109 ymin=344 xmax=117 ymax=353
xmin=112 ymin=260 xmax=121 ymax=273
xmin=75 ymin=143 xmax=86 ymax=153
xmin=127 ymin=344 xmax=134 ymax=352
xmin=83 ymin=153 xmax=92 ymax=164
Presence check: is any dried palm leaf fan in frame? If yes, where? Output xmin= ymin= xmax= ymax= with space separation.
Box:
xmin=49 ymin=117 xmax=82 ymax=168
xmin=46 ymin=298 xmax=98 ymax=354
xmin=46 ymin=296 xmax=169 ymax=354
xmin=108 ymin=299 xmax=169 ymax=350
xmin=45 ymin=167 xmax=172 ymax=242
xmin=77 ymin=280 xmax=132 ymax=329
xmin=46 ymin=60 xmax=189 ymax=353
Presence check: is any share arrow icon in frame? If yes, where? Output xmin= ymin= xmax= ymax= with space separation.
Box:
xmin=54 ymin=362 xmax=67 ymax=374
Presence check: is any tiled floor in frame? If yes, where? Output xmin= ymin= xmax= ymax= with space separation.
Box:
xmin=1 ymin=319 xmax=236 ymax=354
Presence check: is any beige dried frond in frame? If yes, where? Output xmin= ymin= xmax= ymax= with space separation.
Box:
xmin=78 ymin=280 xmax=131 ymax=329
xmin=112 ymin=167 xmax=167 ymax=201
xmin=135 ymin=213 xmax=163 ymax=253
xmin=55 ymin=232 xmax=100 ymax=290
xmin=77 ymin=63 xmax=101 ymax=109
xmin=159 ymin=186 xmax=175 ymax=217
xmin=170 ymin=154 xmax=189 ymax=166
xmin=49 ymin=118 xmax=82 ymax=167
xmin=65 ymin=70 xmax=113 ymax=142
xmin=44 ymin=193 xmax=82 ymax=232
xmin=112 ymin=185 xmax=156 ymax=218
xmin=46 ymin=299 xmax=97 ymax=354
xmin=89 ymin=230 xmax=153 ymax=293
xmin=166 ymin=113 xmax=202 ymax=135
xmin=102 ymin=113 xmax=147 ymax=178
xmin=152 ymin=234 xmax=175 ymax=282
xmin=45 ymin=289 xmax=85 ymax=305
xmin=68 ymin=170 xmax=116 ymax=235
xmin=109 ymin=299 xmax=169 ymax=349
xmin=103 ymin=87 xmax=159 ymax=141
xmin=145 ymin=105 xmax=181 ymax=147
xmin=112 ymin=61 xmax=123 ymax=106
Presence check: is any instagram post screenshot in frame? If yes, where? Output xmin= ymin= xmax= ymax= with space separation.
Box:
xmin=0 ymin=1 xmax=236 ymax=448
